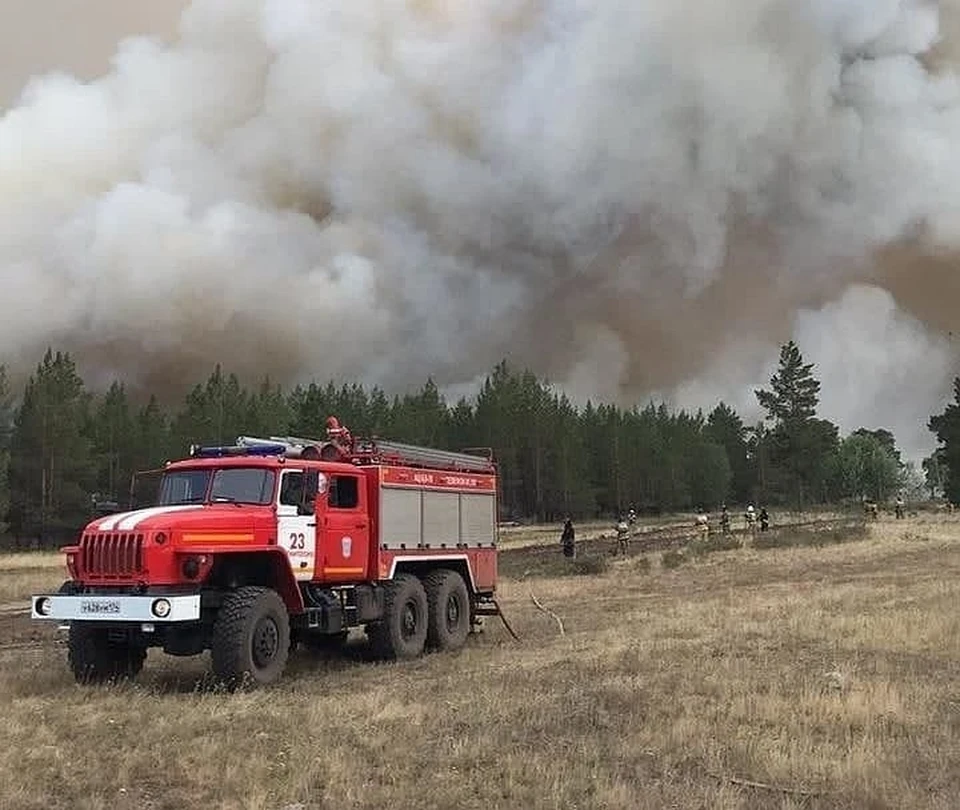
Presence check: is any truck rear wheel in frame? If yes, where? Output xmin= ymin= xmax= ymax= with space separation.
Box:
xmin=211 ymin=586 xmax=290 ymax=688
xmin=424 ymin=569 xmax=470 ymax=652
xmin=367 ymin=574 xmax=428 ymax=660
xmin=68 ymin=623 xmax=146 ymax=684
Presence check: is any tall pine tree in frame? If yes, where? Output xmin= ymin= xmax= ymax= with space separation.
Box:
xmin=706 ymin=402 xmax=754 ymax=503
xmin=755 ymin=341 xmax=838 ymax=508
xmin=928 ymin=378 xmax=960 ymax=505
xmin=0 ymin=366 xmax=12 ymax=535
xmin=172 ymin=365 xmax=249 ymax=447
xmin=91 ymin=381 xmax=135 ymax=502
xmin=8 ymin=350 xmax=96 ymax=544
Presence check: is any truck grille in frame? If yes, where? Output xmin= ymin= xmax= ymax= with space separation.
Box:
xmin=80 ymin=533 xmax=145 ymax=579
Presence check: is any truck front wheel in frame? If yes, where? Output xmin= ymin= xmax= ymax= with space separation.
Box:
xmin=367 ymin=574 xmax=428 ymax=660
xmin=211 ymin=586 xmax=290 ymax=688
xmin=68 ymin=624 xmax=146 ymax=684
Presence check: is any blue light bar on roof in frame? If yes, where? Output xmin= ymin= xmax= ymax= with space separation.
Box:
xmin=189 ymin=443 xmax=287 ymax=458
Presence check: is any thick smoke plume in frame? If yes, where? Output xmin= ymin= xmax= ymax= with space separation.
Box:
xmin=1 ymin=0 xmax=959 ymax=457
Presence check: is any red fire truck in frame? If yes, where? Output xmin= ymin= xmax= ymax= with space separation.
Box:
xmin=31 ymin=417 xmax=499 ymax=687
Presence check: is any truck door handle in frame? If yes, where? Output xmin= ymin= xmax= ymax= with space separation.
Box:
xmin=307 ymin=522 xmax=316 ymax=527
xmin=355 ymin=522 xmax=366 ymax=529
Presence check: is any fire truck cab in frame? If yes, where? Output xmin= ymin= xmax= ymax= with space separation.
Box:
xmin=30 ymin=417 xmax=499 ymax=688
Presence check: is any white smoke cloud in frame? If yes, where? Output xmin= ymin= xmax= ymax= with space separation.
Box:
xmin=665 ymin=284 xmax=954 ymax=460
xmin=0 ymin=0 xmax=958 ymax=457
xmin=795 ymin=284 xmax=953 ymax=458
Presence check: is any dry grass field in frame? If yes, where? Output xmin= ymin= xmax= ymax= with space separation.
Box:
xmin=1 ymin=515 xmax=959 ymax=809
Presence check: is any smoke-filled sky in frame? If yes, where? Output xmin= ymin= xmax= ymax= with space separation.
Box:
xmin=1 ymin=0 xmax=959 ymax=461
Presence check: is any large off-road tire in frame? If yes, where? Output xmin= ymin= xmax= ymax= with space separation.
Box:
xmin=424 ymin=569 xmax=470 ymax=652
xmin=367 ymin=574 xmax=428 ymax=660
xmin=210 ymin=586 xmax=290 ymax=689
xmin=68 ymin=623 xmax=146 ymax=684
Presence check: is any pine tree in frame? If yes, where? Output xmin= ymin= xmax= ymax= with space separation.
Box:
xmin=548 ymin=393 xmax=592 ymax=519
xmin=172 ymin=365 xmax=249 ymax=447
xmin=706 ymin=402 xmax=753 ymax=503
xmin=8 ymin=350 xmax=96 ymax=544
xmin=928 ymin=377 xmax=960 ymax=505
xmin=288 ymin=382 xmax=332 ymax=438
xmin=475 ymin=361 xmax=523 ymax=518
xmin=394 ymin=378 xmax=449 ymax=446
xmin=688 ymin=439 xmax=732 ymax=509
xmin=755 ymin=341 xmax=838 ymax=508
xmin=367 ymin=387 xmax=393 ymax=436
xmin=128 ymin=396 xmax=173 ymax=508
xmin=245 ymin=376 xmax=291 ymax=437
xmin=755 ymin=341 xmax=820 ymax=422
xmin=0 ymin=366 xmax=12 ymax=535
xmin=0 ymin=345 xmax=877 ymax=527
xmin=91 ymin=381 xmax=135 ymax=502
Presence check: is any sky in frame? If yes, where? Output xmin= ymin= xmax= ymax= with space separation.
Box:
xmin=0 ymin=1 xmax=184 ymax=107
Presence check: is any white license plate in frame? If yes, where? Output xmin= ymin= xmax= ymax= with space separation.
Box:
xmin=79 ymin=599 xmax=123 ymax=616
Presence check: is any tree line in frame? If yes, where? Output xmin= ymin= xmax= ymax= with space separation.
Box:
xmin=0 ymin=341 xmax=931 ymax=547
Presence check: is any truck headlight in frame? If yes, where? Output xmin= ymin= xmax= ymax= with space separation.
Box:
xmin=151 ymin=598 xmax=172 ymax=618
xmin=35 ymin=597 xmax=52 ymax=616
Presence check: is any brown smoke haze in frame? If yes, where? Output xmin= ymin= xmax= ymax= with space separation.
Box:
xmin=1 ymin=0 xmax=959 ymax=458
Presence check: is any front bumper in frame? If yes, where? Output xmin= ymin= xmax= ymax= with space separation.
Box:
xmin=30 ymin=594 xmax=201 ymax=623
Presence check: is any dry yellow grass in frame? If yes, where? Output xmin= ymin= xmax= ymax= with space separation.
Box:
xmin=1 ymin=516 xmax=959 ymax=809
xmin=0 ymin=551 xmax=67 ymax=607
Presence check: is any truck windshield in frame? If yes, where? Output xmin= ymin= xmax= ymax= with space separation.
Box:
xmin=158 ymin=468 xmax=276 ymax=506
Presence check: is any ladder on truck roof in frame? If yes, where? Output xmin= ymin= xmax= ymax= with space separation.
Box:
xmin=233 ymin=433 xmax=495 ymax=474
xmin=352 ymin=437 xmax=495 ymax=474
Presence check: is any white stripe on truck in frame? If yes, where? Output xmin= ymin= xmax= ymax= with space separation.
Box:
xmin=97 ymin=506 xmax=203 ymax=531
